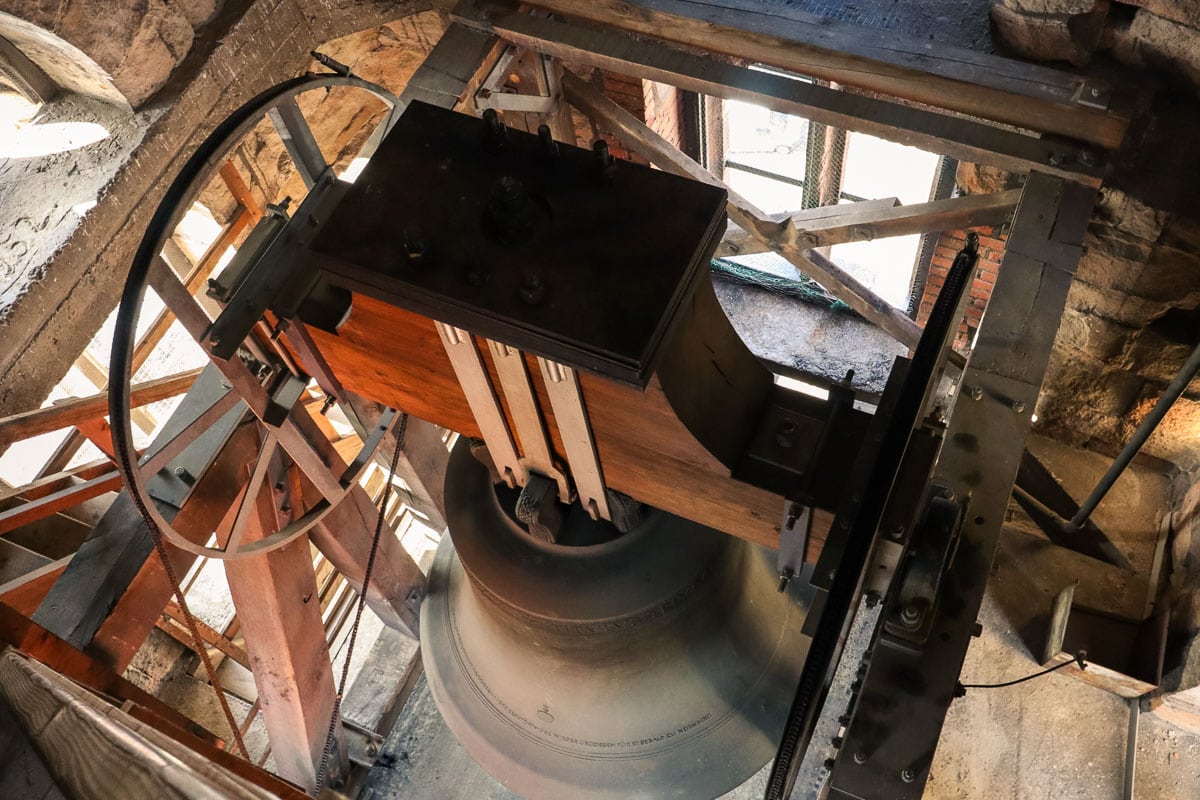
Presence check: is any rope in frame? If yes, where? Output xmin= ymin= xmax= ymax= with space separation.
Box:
xmin=711 ymin=259 xmax=851 ymax=312
xmin=313 ymin=412 xmax=409 ymax=796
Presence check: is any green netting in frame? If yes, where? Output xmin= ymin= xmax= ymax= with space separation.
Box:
xmin=710 ymin=259 xmax=853 ymax=313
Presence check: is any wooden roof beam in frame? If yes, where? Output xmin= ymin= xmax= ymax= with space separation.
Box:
xmin=509 ymin=0 xmax=1130 ymax=148
xmin=456 ymin=4 xmax=1107 ymax=186
xmin=716 ymin=190 xmax=1022 ymax=258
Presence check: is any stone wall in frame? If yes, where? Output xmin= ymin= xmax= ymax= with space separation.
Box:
xmin=0 ymin=0 xmax=436 ymax=424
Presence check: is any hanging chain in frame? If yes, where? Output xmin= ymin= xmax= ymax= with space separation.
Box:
xmin=145 ymin=505 xmax=251 ymax=759
xmin=313 ymin=412 xmax=409 ymax=797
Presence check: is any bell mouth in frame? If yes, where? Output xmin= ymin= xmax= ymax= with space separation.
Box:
xmin=442 ymin=441 xmax=730 ymax=630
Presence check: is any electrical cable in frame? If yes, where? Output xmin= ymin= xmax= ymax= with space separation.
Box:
xmin=313 ymin=412 xmax=409 ymax=797
xmin=959 ymin=650 xmax=1087 ymax=692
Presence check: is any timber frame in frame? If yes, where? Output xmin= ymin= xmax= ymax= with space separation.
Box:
xmin=0 ymin=2 xmax=1127 ymax=797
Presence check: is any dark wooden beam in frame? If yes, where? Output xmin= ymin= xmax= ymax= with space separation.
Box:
xmin=509 ymin=0 xmax=1130 ymax=148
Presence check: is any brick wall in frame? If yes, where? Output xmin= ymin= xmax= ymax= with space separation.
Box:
xmin=916 ymin=225 xmax=1007 ymax=348
xmin=643 ymin=80 xmax=683 ymax=149
xmin=568 ymin=68 xmax=648 ymax=163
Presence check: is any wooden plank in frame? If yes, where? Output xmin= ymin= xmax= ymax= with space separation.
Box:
xmin=716 ymin=190 xmax=1021 ymax=258
xmin=0 ymin=559 xmax=68 ymax=617
xmin=309 ymin=486 xmax=424 ymax=638
xmin=0 ymin=649 xmax=306 ymax=800
xmin=458 ymin=7 xmax=1106 ymax=185
xmin=510 ymin=0 xmax=1129 ymax=148
xmin=0 ymin=368 xmax=202 ymax=446
xmin=0 ymin=473 xmax=123 ymax=536
xmin=89 ymin=420 xmax=261 ymax=672
xmin=224 ymin=474 xmax=343 ymax=792
xmin=0 ymin=459 xmax=115 ymax=504
xmin=159 ymin=601 xmax=252 ymax=670
xmin=308 ymin=296 xmax=835 ymax=554
xmin=218 ymin=162 xmax=264 ymax=222
xmin=560 ymin=69 xmax=923 ymax=349
xmin=32 ymin=367 xmax=246 ymax=653
xmin=0 ymin=539 xmax=50 ymax=586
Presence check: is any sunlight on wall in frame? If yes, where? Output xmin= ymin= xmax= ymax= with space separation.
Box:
xmin=0 ymin=91 xmax=109 ymax=158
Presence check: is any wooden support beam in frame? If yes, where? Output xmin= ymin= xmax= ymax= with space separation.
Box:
xmin=456 ymin=5 xmax=1108 ymax=185
xmin=32 ymin=367 xmax=246 ymax=653
xmin=511 ymin=0 xmax=1129 ymax=149
xmin=716 ymin=190 xmax=1021 ymax=258
xmin=0 ymin=368 xmax=202 ymax=447
xmin=224 ymin=477 xmax=343 ymax=792
xmin=309 ymin=485 xmax=424 ymax=637
xmin=561 ymin=69 xmax=922 ymax=349
xmin=0 ymin=472 xmax=123 ymax=536
xmin=0 ymin=558 xmax=68 ymax=617
xmin=156 ymin=601 xmax=252 ymax=671
xmin=89 ymin=419 xmax=261 ymax=672
xmin=0 ymin=459 xmax=115 ymax=504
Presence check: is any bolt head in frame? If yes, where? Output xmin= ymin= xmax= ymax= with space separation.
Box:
xmin=901 ymin=768 xmax=915 ymax=783
xmin=854 ymin=750 xmax=868 ymax=764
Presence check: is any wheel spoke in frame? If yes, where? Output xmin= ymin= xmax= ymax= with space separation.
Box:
xmin=225 ymin=430 xmax=277 ymax=554
xmin=138 ymin=389 xmax=243 ymax=478
xmin=268 ymin=96 xmax=327 ymax=189
xmin=277 ymin=417 xmax=344 ymax=501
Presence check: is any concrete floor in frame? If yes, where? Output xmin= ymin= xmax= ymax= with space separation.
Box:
xmin=360 ymin=432 xmax=1200 ymax=799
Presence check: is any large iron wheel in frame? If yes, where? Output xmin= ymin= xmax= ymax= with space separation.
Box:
xmin=109 ymin=73 xmax=398 ymax=559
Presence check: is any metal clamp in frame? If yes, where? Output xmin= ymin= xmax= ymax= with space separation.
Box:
xmin=436 ymin=322 xmax=525 ymax=488
xmin=474 ymin=45 xmax=561 ymax=115
xmin=487 ymin=339 xmax=571 ymax=502
xmin=777 ymin=502 xmax=810 ymax=591
xmin=537 ymin=357 xmax=611 ymax=521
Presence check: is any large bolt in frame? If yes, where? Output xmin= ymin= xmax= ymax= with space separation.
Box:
xmin=538 ymin=124 xmax=559 ymax=159
xmin=901 ymin=768 xmax=915 ymax=783
xmin=775 ymin=418 xmax=798 ymax=448
xmin=482 ymin=108 xmax=507 ymax=152
xmin=593 ymin=139 xmax=616 ymax=179
xmin=900 ymin=602 xmax=923 ymax=627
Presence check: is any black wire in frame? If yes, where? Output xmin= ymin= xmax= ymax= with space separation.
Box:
xmin=959 ymin=650 xmax=1087 ymax=691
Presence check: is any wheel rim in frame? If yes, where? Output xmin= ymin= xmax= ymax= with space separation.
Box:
xmin=109 ymin=73 xmax=400 ymax=560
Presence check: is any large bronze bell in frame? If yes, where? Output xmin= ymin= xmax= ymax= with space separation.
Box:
xmin=421 ymin=443 xmax=812 ymax=799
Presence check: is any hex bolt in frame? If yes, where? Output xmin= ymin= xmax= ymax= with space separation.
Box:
xmin=853 ymin=750 xmax=868 ymax=765
xmin=403 ymin=226 xmax=427 ymax=266
xmin=899 ymin=602 xmax=922 ymax=627
xmin=174 ymin=467 xmax=191 ymax=480
xmin=777 ymin=567 xmax=794 ymax=593
xmin=593 ymin=139 xmax=616 ymax=178
xmin=775 ymin=418 xmax=798 ymax=448
xmin=901 ymin=768 xmax=915 ymax=783
xmin=519 ymin=273 xmax=545 ymax=305
xmin=823 ymin=759 xmax=836 ymax=772
xmin=482 ymin=108 xmax=507 ymax=152
xmin=1011 ymin=399 xmax=1026 ymax=414
xmin=968 ymin=385 xmax=983 ymax=401
xmin=538 ymin=124 xmax=559 ymax=159
xmin=838 ymin=715 xmax=851 ymax=727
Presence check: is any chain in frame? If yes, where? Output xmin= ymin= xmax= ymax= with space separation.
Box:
xmin=145 ymin=509 xmax=250 ymax=759
xmin=313 ymin=412 xmax=408 ymax=797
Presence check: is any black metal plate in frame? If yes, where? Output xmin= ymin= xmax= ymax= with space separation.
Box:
xmin=308 ymin=101 xmax=728 ymax=386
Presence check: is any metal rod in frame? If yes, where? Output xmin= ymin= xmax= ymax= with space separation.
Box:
xmin=1071 ymin=338 xmax=1200 ymax=527
xmin=1123 ymin=698 xmax=1139 ymax=800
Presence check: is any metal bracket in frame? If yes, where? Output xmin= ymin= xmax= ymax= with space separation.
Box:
xmin=474 ymin=45 xmax=561 ymax=115
xmin=882 ymin=492 xmax=964 ymax=648
xmin=436 ymin=322 xmax=526 ymax=489
xmin=536 ymin=357 xmax=610 ymax=521
xmin=777 ymin=502 xmax=810 ymax=591
xmin=342 ymin=717 xmax=385 ymax=767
